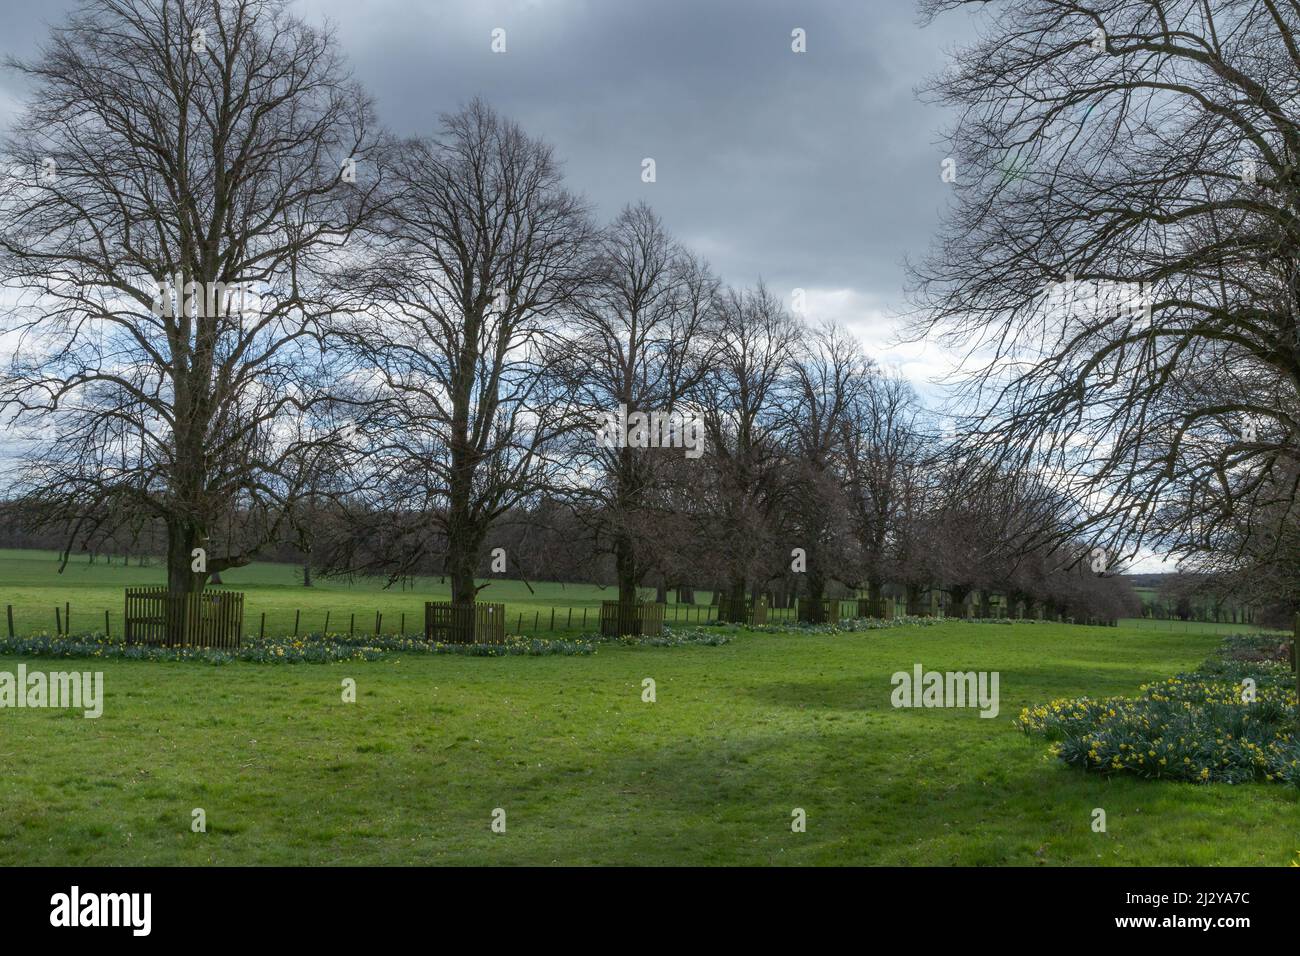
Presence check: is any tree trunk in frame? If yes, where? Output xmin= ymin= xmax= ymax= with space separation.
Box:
xmin=720 ymin=577 xmax=747 ymax=623
xmin=947 ymin=584 xmax=970 ymax=619
xmin=166 ymin=519 xmax=206 ymax=594
xmin=803 ymin=570 xmax=827 ymax=624
xmin=445 ymin=293 xmax=486 ymax=609
xmin=446 ymin=524 xmax=483 ymax=607
xmin=164 ymin=517 xmax=208 ymax=643
xmin=615 ymin=531 xmax=638 ymax=607
xmin=867 ymin=577 xmax=884 ymax=618
xmin=303 ymin=562 xmax=313 ymax=588
xmin=445 ymin=414 xmax=484 ymax=607
xmin=906 ymin=583 xmax=926 ymax=617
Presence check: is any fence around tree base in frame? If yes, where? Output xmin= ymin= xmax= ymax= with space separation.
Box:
xmin=123 ymin=587 xmax=244 ymax=648
xmin=716 ymin=595 xmax=768 ymax=626
xmin=857 ymin=598 xmax=889 ymax=618
xmin=424 ymin=601 xmax=506 ymax=644
xmin=797 ymin=598 xmax=846 ymax=622
xmin=599 ymin=600 xmax=665 ymax=637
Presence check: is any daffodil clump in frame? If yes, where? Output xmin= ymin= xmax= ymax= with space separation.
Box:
xmin=1019 ymin=635 xmax=1300 ymax=786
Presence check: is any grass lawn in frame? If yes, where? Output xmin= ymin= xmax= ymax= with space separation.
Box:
xmin=2 ymin=618 xmax=1297 ymax=865
xmin=7 ymin=548 xmax=1268 ymax=642
xmin=1129 ymin=586 xmax=1262 ymax=633
xmin=1117 ymin=616 xmax=1278 ymax=636
xmin=0 ymin=548 xmax=731 ymax=639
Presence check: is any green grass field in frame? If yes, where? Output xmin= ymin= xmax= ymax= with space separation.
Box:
xmin=1117 ymin=617 xmax=1277 ymax=635
xmin=1130 ymin=585 xmax=1263 ymax=633
xmin=0 ymin=548 xmax=724 ymax=639
xmin=2 ymin=611 xmax=1298 ymax=865
xmin=4 ymin=549 xmax=1271 ymax=641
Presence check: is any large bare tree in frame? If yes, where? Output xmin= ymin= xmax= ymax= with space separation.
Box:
xmin=558 ymin=202 xmax=718 ymax=609
xmin=911 ymin=0 xmax=1300 ymax=590
xmin=0 ymin=0 xmax=382 ymax=611
xmin=840 ymin=370 xmax=931 ymax=616
xmin=778 ymin=323 xmax=870 ymax=622
xmin=700 ymin=281 xmax=799 ymax=618
xmin=329 ymin=100 xmax=595 ymax=605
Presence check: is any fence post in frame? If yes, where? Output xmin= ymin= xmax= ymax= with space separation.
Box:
xmin=401 ymin=612 xmax=405 ymax=635
xmin=375 ymin=611 xmax=381 ymax=636
xmin=105 ymin=609 xmax=110 ymax=638
xmin=568 ymin=608 xmax=572 ymax=628
xmin=65 ymin=602 xmax=70 ymax=636
xmin=324 ymin=610 xmax=331 ymax=634
xmin=55 ymin=606 xmax=62 ymax=636
xmin=6 ymin=604 xmax=12 ymax=638
xmin=259 ymin=612 xmax=266 ymax=640
xmin=550 ymin=608 xmax=555 ymax=631
xmin=582 ymin=608 xmax=587 ymax=629
xmin=517 ymin=613 xmax=523 ymax=634
xmin=294 ymin=609 xmax=300 ymax=637
xmin=349 ymin=613 xmax=355 ymax=637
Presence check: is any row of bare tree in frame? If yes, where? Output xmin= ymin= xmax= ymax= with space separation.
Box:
xmin=0 ymin=0 xmax=1135 ymax=626
xmin=909 ymin=0 xmax=1300 ymax=619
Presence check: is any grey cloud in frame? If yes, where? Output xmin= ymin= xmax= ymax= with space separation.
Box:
xmin=1 ymin=0 xmax=974 ymax=360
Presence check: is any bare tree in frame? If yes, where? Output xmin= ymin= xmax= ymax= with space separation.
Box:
xmin=911 ymin=0 xmax=1300 ymax=593
xmin=889 ymin=448 xmax=946 ymax=616
xmin=779 ymin=323 xmax=870 ymax=622
xmin=329 ymin=100 xmax=595 ymax=605
xmin=700 ymin=282 xmax=800 ymax=618
xmin=840 ymin=370 xmax=931 ymax=616
xmin=557 ymin=202 xmax=718 ymax=609
xmin=0 ymin=0 xmax=382 ymax=618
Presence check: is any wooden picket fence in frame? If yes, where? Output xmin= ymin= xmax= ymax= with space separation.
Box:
xmin=123 ymin=587 xmax=244 ymax=648
xmin=424 ymin=601 xmax=506 ymax=644
xmin=856 ymin=598 xmax=883 ymax=618
xmin=717 ymin=595 xmax=768 ymax=626
xmin=599 ymin=601 xmax=665 ymax=637
xmin=799 ymin=598 xmax=845 ymax=622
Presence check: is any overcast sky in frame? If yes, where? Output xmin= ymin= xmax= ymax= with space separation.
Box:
xmin=0 ymin=0 xmax=1179 ymax=572
xmin=0 ymin=0 xmax=978 ymax=390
